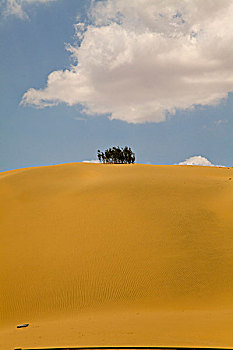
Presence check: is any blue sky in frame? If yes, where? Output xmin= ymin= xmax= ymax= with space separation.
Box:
xmin=0 ymin=0 xmax=232 ymax=171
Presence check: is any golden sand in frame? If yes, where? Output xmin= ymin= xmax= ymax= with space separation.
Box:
xmin=0 ymin=163 xmax=233 ymax=350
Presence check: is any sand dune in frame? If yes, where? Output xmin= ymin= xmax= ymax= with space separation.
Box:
xmin=0 ymin=163 xmax=233 ymax=349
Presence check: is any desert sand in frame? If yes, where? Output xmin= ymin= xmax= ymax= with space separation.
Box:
xmin=0 ymin=163 xmax=233 ymax=350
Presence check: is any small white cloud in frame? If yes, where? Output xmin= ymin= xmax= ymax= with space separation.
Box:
xmin=2 ymin=0 xmax=56 ymax=20
xmin=2 ymin=0 xmax=27 ymax=19
xmin=178 ymin=155 xmax=214 ymax=166
xmin=82 ymin=160 xmax=99 ymax=163
xmin=21 ymin=0 xmax=233 ymax=123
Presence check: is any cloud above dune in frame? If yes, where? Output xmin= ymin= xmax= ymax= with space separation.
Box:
xmin=82 ymin=160 xmax=99 ymax=163
xmin=1 ymin=0 xmax=56 ymax=20
xmin=21 ymin=0 xmax=233 ymax=123
xmin=178 ymin=156 xmax=214 ymax=166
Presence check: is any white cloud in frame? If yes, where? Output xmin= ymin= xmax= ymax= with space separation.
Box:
xmin=21 ymin=0 xmax=233 ymax=123
xmin=82 ymin=160 xmax=99 ymax=163
xmin=2 ymin=0 xmax=26 ymax=19
xmin=178 ymin=156 xmax=214 ymax=166
xmin=2 ymin=0 xmax=56 ymax=20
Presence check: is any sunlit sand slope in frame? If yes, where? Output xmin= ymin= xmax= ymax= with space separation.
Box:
xmin=0 ymin=163 xmax=233 ymax=349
